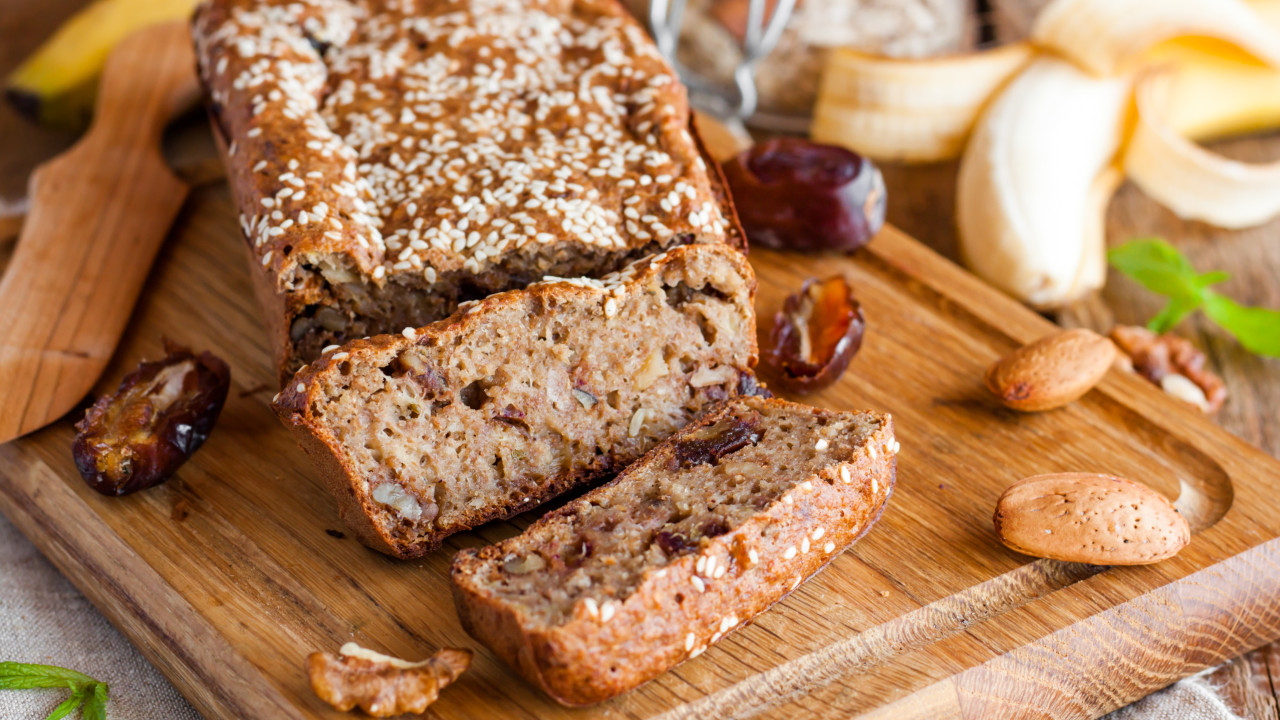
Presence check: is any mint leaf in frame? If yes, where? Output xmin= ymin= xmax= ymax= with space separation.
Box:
xmin=1203 ymin=292 xmax=1280 ymax=357
xmin=0 ymin=662 xmax=97 ymax=691
xmin=0 ymin=663 xmax=109 ymax=719
xmin=1107 ymin=238 xmax=1203 ymax=298
xmin=81 ymin=683 xmax=109 ymax=720
xmin=1108 ymin=238 xmax=1280 ymax=358
xmin=1148 ymin=295 xmax=1202 ymax=334
xmin=44 ymin=690 xmax=86 ymax=720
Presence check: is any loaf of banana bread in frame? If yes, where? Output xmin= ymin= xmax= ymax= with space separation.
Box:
xmin=193 ymin=0 xmax=745 ymax=382
xmin=273 ymin=243 xmax=763 ymax=558
xmin=450 ymin=396 xmax=896 ymax=706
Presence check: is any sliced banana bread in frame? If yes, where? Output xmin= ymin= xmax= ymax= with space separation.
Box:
xmin=274 ymin=243 xmax=762 ymax=558
xmin=450 ymin=396 xmax=896 ymax=706
xmin=193 ymin=0 xmax=745 ymax=382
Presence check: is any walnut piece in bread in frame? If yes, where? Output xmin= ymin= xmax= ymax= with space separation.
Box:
xmin=274 ymin=244 xmax=762 ymax=558
xmin=451 ymin=396 xmax=896 ymax=706
xmin=193 ymin=0 xmax=746 ymax=382
xmin=307 ymin=643 xmax=471 ymax=716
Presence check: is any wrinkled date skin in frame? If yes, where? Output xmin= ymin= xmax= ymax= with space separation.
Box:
xmin=764 ymin=276 xmax=865 ymax=394
xmin=722 ymin=138 xmax=886 ymax=253
xmin=670 ymin=416 xmax=763 ymax=470
xmin=72 ymin=342 xmax=231 ymax=496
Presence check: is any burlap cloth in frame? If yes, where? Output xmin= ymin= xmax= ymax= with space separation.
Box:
xmin=0 ymin=514 xmax=1241 ymax=719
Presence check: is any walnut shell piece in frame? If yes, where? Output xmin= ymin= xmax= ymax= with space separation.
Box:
xmin=72 ymin=341 xmax=231 ymax=496
xmin=307 ymin=643 xmax=471 ymax=717
xmin=993 ymin=473 xmax=1190 ymax=565
xmin=1108 ymin=325 xmax=1226 ymax=413
xmin=984 ymin=328 xmax=1116 ymax=412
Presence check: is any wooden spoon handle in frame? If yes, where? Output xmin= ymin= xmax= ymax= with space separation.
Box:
xmin=0 ymin=22 xmax=198 ymax=443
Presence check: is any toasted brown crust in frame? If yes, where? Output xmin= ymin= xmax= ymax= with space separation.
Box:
xmin=274 ymin=243 xmax=760 ymax=558
xmin=450 ymin=398 xmax=896 ymax=706
xmin=193 ymin=0 xmax=748 ymax=385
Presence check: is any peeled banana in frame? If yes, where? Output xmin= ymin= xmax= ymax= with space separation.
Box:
xmin=1031 ymin=0 xmax=1280 ymax=77
xmin=956 ymin=57 xmax=1131 ymax=309
xmin=812 ymin=43 xmax=1033 ymax=163
xmin=5 ymin=0 xmax=200 ymax=129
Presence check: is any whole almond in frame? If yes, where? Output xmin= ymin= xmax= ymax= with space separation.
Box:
xmin=993 ymin=473 xmax=1190 ymax=565
xmin=985 ymin=329 xmax=1116 ymax=411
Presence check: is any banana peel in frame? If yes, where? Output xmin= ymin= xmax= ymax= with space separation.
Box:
xmin=5 ymin=0 xmax=200 ymax=129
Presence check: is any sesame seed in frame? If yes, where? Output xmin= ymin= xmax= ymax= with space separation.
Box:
xmin=690 ymin=645 xmax=705 ymax=658
xmin=604 ymin=298 xmax=618 ymax=317
xmin=801 ymin=537 xmax=810 ymax=553
xmin=800 ymin=480 xmax=814 ymax=492
xmin=783 ymin=546 xmax=797 ymax=560
xmin=892 ymin=440 xmax=901 ymax=455
xmin=704 ymin=556 xmax=717 ymax=577
xmin=295 ymin=383 xmax=305 ymax=393
xmin=824 ymin=542 xmax=836 ymax=553
xmin=782 ymin=494 xmax=793 ymax=505
xmin=840 ymin=467 xmax=851 ymax=484
xmin=815 ymin=438 xmax=829 ymax=451
xmin=691 ymin=576 xmax=705 ymax=592
xmin=600 ymin=602 xmax=616 ymax=622
xmin=332 ymin=352 xmax=349 ymax=361
xmin=713 ymin=565 xmax=726 ymax=579
xmin=791 ymin=576 xmax=802 ymax=590
xmin=402 ymin=327 xmax=417 ymax=341
xmin=747 ymin=548 xmax=759 ymax=565
xmin=869 ymin=446 xmax=878 ymax=459
xmin=696 ymin=556 xmax=706 ymax=574
xmin=872 ymin=478 xmax=879 ymax=493
xmin=322 ymin=345 xmax=340 ymax=354
xmin=812 ymin=527 xmax=825 ymax=540
xmin=685 ymin=633 xmax=695 ymax=651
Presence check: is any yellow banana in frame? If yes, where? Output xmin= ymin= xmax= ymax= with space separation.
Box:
xmin=5 ymin=0 xmax=200 ymax=129
xmin=1031 ymin=0 xmax=1280 ymax=77
xmin=812 ymin=43 xmax=1033 ymax=163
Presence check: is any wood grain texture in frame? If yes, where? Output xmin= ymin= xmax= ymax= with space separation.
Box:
xmin=0 ymin=21 xmax=198 ymax=443
xmin=1 ymin=160 xmax=1279 ymax=717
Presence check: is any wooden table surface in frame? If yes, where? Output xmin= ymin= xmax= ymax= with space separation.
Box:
xmin=1 ymin=0 xmax=1278 ymax=716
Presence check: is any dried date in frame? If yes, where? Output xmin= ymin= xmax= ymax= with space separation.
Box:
xmin=72 ymin=341 xmax=231 ymax=496
xmin=670 ymin=416 xmax=763 ymax=470
xmin=722 ymin=138 xmax=886 ymax=253
xmin=763 ymin=276 xmax=865 ymax=394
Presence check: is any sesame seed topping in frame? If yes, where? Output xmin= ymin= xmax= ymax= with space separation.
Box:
xmin=840 ymin=467 xmax=851 ymax=484
xmin=812 ymin=527 xmax=825 ymax=540
xmin=791 ymin=576 xmax=802 ymax=590
xmin=892 ymin=440 xmax=901 ymax=455
xmin=869 ymin=446 xmax=878 ymax=459
xmin=685 ymin=633 xmax=695 ymax=651
xmin=322 ymin=345 xmax=341 ymax=354
xmin=801 ymin=537 xmax=810 ymax=553
xmin=583 ymin=598 xmax=599 ymax=617
xmin=691 ymin=576 xmax=705 ymax=592
xmin=824 ymin=542 xmax=836 ymax=553
xmin=202 ymin=0 xmax=729 ymax=286
xmin=295 ymin=383 xmax=305 ymax=393
xmin=783 ymin=546 xmax=797 ymax=560
xmin=600 ymin=601 xmax=616 ymax=622
xmin=747 ymin=548 xmax=759 ymax=565
xmin=815 ymin=438 xmax=829 ymax=451
xmin=800 ymin=480 xmax=814 ymax=492
xmin=872 ymin=478 xmax=879 ymax=493
xmin=402 ymin=327 xmax=417 ymax=341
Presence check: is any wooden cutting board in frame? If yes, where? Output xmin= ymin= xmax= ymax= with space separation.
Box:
xmin=2 ymin=178 xmax=1280 ymax=720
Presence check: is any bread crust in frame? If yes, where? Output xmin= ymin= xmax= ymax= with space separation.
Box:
xmin=192 ymin=0 xmax=748 ymax=384
xmin=450 ymin=398 xmax=896 ymax=706
xmin=274 ymin=244 xmax=760 ymax=558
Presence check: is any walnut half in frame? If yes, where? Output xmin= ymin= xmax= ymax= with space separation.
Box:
xmin=307 ymin=643 xmax=471 ymax=717
xmin=1109 ymin=326 xmax=1226 ymax=414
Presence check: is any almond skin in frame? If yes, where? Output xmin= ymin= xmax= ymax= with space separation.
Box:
xmin=993 ymin=473 xmax=1190 ymax=565
xmin=985 ymin=328 xmax=1116 ymax=412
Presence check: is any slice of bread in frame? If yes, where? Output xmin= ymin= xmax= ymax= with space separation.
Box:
xmin=274 ymin=244 xmax=761 ymax=558
xmin=450 ymin=396 xmax=896 ymax=706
